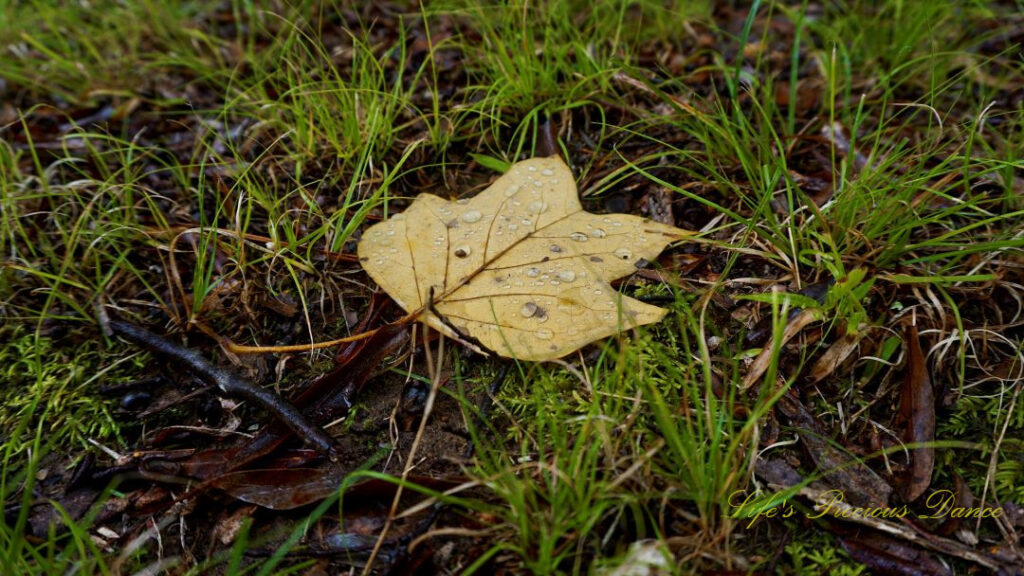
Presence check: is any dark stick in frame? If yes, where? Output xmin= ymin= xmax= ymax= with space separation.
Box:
xmin=108 ymin=320 xmax=337 ymax=459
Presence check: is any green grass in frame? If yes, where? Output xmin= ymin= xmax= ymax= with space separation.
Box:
xmin=2 ymin=0 xmax=1022 ymax=573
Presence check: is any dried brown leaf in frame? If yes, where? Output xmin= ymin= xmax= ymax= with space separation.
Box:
xmin=937 ymin=472 xmax=975 ymax=538
xmin=211 ymin=505 xmax=256 ymax=546
xmin=808 ymin=331 xmax=865 ymax=383
xmin=899 ymin=324 xmax=936 ymax=502
xmin=211 ymin=467 xmax=345 ymax=510
xmin=742 ymin=308 xmax=822 ymax=389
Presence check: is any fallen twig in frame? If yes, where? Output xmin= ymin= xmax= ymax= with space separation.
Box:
xmin=108 ymin=320 xmax=337 ymax=459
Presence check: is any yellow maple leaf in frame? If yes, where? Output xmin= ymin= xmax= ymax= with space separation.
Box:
xmin=357 ymin=156 xmax=689 ymax=361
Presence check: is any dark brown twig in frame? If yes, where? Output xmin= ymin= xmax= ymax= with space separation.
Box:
xmin=108 ymin=320 xmax=337 ymax=459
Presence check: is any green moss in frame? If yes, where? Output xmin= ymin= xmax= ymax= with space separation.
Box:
xmin=0 ymin=325 xmax=141 ymax=456
xmin=782 ymin=533 xmax=866 ymax=576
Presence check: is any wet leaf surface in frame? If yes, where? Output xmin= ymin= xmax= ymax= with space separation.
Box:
xmin=358 ymin=156 xmax=690 ymax=361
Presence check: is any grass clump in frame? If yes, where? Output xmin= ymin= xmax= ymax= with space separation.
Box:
xmin=453 ymin=292 xmax=778 ymax=572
